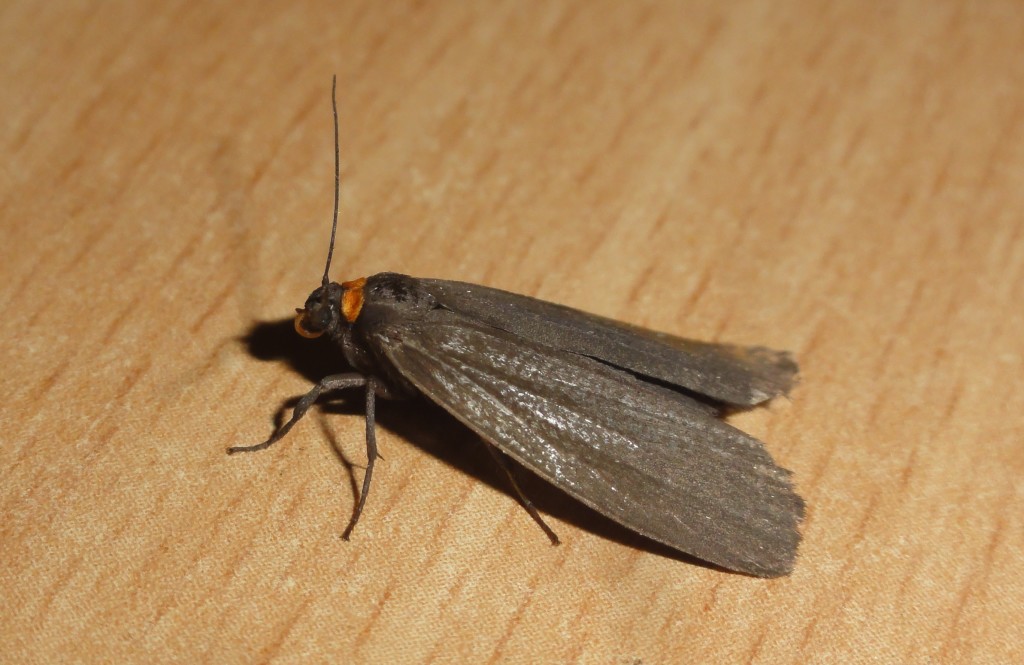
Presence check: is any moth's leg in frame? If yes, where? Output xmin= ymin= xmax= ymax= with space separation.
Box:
xmin=228 ymin=373 xmax=368 ymax=454
xmin=342 ymin=377 xmax=380 ymax=540
xmin=482 ymin=440 xmax=560 ymax=545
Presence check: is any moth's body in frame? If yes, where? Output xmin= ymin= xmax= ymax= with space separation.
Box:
xmin=275 ymin=271 xmax=805 ymax=577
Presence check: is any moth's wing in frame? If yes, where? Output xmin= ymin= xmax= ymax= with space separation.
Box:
xmin=369 ymin=309 xmax=804 ymax=577
xmin=419 ymin=279 xmax=797 ymax=406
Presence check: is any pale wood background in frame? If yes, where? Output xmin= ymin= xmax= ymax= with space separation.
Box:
xmin=2 ymin=1 xmax=1021 ymax=663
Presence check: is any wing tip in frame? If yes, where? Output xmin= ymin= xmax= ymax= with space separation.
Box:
xmin=743 ymin=347 xmax=800 ymax=405
xmin=733 ymin=518 xmax=804 ymax=578
xmin=728 ymin=469 xmax=805 ymax=577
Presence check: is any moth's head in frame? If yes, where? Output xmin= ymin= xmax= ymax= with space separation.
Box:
xmin=293 ymin=278 xmax=366 ymax=339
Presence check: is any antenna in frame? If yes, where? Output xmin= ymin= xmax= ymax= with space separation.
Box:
xmin=322 ymin=74 xmax=340 ymax=287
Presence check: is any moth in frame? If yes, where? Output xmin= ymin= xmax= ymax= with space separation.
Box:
xmin=230 ymin=78 xmax=804 ymax=577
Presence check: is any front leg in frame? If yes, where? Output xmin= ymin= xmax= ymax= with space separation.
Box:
xmin=228 ymin=373 xmax=369 ymax=454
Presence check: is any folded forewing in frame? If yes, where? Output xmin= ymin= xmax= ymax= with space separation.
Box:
xmin=371 ymin=309 xmax=803 ymax=577
xmin=420 ymin=279 xmax=798 ymax=406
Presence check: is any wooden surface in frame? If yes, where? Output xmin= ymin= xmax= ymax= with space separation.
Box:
xmin=2 ymin=1 xmax=1022 ymax=662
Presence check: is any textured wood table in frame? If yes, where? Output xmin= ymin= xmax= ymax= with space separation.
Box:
xmin=2 ymin=1 xmax=1021 ymax=663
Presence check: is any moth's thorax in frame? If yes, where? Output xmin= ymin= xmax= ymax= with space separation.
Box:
xmin=332 ymin=273 xmax=434 ymax=399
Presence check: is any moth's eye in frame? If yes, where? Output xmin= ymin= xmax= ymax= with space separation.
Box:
xmin=294 ymin=309 xmax=324 ymax=339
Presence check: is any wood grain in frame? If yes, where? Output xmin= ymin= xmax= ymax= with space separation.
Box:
xmin=2 ymin=1 xmax=1021 ymax=662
